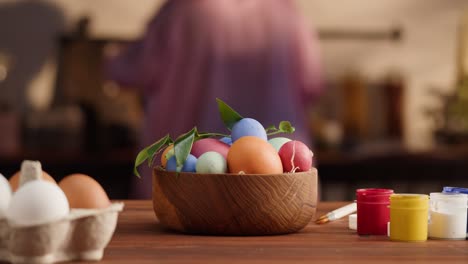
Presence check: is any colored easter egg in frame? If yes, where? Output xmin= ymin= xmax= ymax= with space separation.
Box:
xmin=219 ymin=137 xmax=233 ymax=145
xmin=278 ymin=140 xmax=313 ymax=172
xmin=227 ymin=136 xmax=283 ymax=174
xmin=160 ymin=144 xmax=174 ymax=168
xmin=268 ymin=137 xmax=292 ymax=152
xmin=191 ymin=138 xmax=230 ymax=158
xmin=231 ymin=118 xmax=267 ymax=142
xmin=196 ymin=151 xmax=227 ymax=174
xmin=166 ymin=154 xmax=197 ymax=172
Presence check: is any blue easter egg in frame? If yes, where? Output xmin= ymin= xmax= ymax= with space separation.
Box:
xmin=165 ymin=156 xmax=178 ymax=172
xmin=231 ymin=118 xmax=267 ymax=142
xmin=219 ymin=137 xmax=233 ymax=145
xmin=166 ymin=154 xmax=197 ymax=172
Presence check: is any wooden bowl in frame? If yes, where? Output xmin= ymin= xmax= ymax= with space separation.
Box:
xmin=152 ymin=168 xmax=318 ymax=235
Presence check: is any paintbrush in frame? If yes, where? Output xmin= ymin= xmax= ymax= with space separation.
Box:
xmin=315 ymin=203 xmax=357 ymax=224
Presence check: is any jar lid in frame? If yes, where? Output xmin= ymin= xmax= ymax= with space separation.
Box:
xmin=431 ymin=192 xmax=468 ymax=199
xmin=430 ymin=192 xmax=468 ymax=208
xmin=390 ymin=193 xmax=429 ymax=209
xmin=356 ymin=188 xmax=394 ymax=203
xmin=442 ymin=186 xmax=468 ymax=194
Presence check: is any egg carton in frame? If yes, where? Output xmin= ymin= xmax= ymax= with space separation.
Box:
xmin=0 ymin=161 xmax=124 ymax=264
xmin=0 ymin=203 xmax=123 ymax=264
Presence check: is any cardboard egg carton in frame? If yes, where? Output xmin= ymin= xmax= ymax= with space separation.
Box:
xmin=0 ymin=161 xmax=124 ymax=264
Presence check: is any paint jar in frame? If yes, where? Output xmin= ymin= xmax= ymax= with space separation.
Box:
xmin=429 ymin=192 xmax=468 ymax=240
xmin=356 ymin=188 xmax=393 ymax=235
xmin=389 ymin=194 xmax=429 ymax=242
xmin=442 ymin=186 xmax=468 ymax=236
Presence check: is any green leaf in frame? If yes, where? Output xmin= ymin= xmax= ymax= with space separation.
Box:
xmin=279 ymin=121 xmax=295 ymax=134
xmin=173 ymin=127 xmax=197 ymax=172
xmin=197 ymin=131 xmax=230 ymax=139
xmin=147 ymin=136 xmax=173 ymax=167
xmin=133 ymin=135 xmax=172 ymax=177
xmin=266 ymin=121 xmax=296 ymax=136
xmin=265 ymin=125 xmax=277 ymax=133
xmin=216 ymin=98 xmax=243 ymax=130
xmin=164 ymin=147 xmax=175 ymax=161
xmin=134 ymin=148 xmax=149 ymax=177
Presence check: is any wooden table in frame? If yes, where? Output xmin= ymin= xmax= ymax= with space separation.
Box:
xmin=97 ymin=201 xmax=468 ymax=263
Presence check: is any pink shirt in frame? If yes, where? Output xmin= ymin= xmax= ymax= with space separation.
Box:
xmin=108 ymin=0 xmax=323 ymax=198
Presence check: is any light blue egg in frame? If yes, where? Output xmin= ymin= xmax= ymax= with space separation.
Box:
xmin=196 ymin=151 xmax=227 ymax=174
xmin=166 ymin=154 xmax=198 ymax=172
xmin=182 ymin=154 xmax=198 ymax=172
xmin=268 ymin=137 xmax=292 ymax=152
xmin=231 ymin=118 xmax=267 ymax=142
xmin=166 ymin=156 xmax=178 ymax=171
xmin=219 ymin=137 xmax=233 ymax=145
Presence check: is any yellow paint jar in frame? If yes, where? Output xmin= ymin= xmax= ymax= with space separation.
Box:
xmin=389 ymin=194 xmax=429 ymax=242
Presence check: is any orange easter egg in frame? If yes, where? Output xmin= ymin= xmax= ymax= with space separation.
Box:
xmin=161 ymin=144 xmax=174 ymax=168
xmin=227 ymin=136 xmax=283 ymax=174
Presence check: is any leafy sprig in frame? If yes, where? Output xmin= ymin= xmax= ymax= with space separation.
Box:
xmin=134 ymin=135 xmax=172 ymax=177
xmin=265 ymin=121 xmax=295 ymax=136
xmin=133 ymin=98 xmax=296 ymax=177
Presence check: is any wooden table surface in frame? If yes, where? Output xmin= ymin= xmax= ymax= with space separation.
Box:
xmin=96 ymin=200 xmax=468 ymax=264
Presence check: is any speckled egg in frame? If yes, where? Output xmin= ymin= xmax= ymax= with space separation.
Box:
xmin=268 ymin=137 xmax=292 ymax=152
xmin=166 ymin=154 xmax=197 ymax=172
xmin=196 ymin=151 xmax=227 ymax=174
xmin=191 ymin=138 xmax=230 ymax=158
xmin=231 ymin=118 xmax=267 ymax=142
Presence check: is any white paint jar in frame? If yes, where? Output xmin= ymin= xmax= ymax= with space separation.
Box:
xmin=428 ymin=192 xmax=468 ymax=240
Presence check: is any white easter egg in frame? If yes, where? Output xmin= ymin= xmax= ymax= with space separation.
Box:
xmin=7 ymin=180 xmax=69 ymax=226
xmin=268 ymin=137 xmax=292 ymax=152
xmin=196 ymin=151 xmax=227 ymax=174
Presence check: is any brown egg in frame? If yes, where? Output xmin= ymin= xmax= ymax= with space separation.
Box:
xmin=9 ymin=170 xmax=56 ymax=192
xmin=59 ymin=174 xmax=111 ymax=209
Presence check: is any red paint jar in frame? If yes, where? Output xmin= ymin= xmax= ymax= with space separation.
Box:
xmin=356 ymin=188 xmax=394 ymax=235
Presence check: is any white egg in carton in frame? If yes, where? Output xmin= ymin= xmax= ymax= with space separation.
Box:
xmin=0 ymin=161 xmax=124 ymax=264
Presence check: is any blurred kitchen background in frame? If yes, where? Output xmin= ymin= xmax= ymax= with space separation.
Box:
xmin=1 ymin=0 xmax=468 ymax=200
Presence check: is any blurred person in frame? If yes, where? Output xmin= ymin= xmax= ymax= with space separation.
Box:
xmin=107 ymin=0 xmax=323 ymax=198
xmin=0 ymin=0 xmax=64 ymax=111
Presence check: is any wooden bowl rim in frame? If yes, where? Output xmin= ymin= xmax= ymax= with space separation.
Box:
xmin=153 ymin=167 xmax=317 ymax=177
